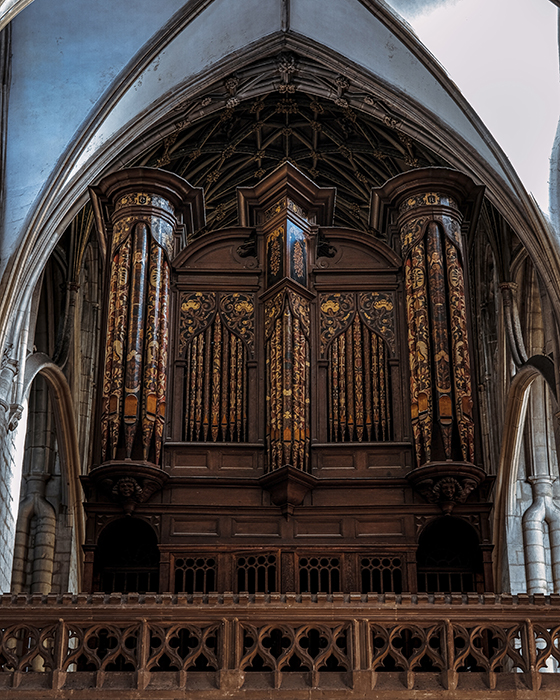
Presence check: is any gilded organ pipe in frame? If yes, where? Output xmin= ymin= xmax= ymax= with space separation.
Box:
xmin=180 ymin=291 xmax=254 ymax=443
xmin=445 ymin=237 xmax=475 ymax=463
xmin=100 ymin=221 xmax=171 ymax=464
xmin=108 ymin=236 xmax=131 ymax=460
xmin=141 ymin=240 xmax=163 ymax=461
xmin=100 ymin=245 xmax=120 ymax=460
xmin=265 ymin=291 xmax=310 ymax=471
xmin=320 ymin=293 xmax=395 ymax=443
xmin=394 ymin=185 xmax=476 ymax=466
xmin=123 ymin=222 xmax=149 ymax=458
xmin=154 ymin=262 xmax=170 ymax=466
xmin=426 ymin=221 xmax=453 ymax=459
xmin=92 ymin=169 xmax=201 ymax=470
xmin=353 ymin=315 xmax=364 ymax=442
xmin=327 ymin=323 xmax=391 ymax=443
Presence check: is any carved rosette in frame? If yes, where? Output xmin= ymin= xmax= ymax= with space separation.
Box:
xmin=90 ymin=168 xmax=204 ymax=480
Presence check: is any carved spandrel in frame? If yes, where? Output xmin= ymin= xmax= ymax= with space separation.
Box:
xmin=265 ymin=292 xmax=286 ymax=340
xmin=111 ymin=217 xmax=133 ymax=253
xmin=150 ymin=218 xmax=175 ymax=259
xmin=219 ymin=293 xmax=255 ymax=357
xmin=400 ymin=216 xmax=429 ymax=260
xmin=400 ymin=214 xmax=462 ymax=260
xmin=287 ymin=290 xmax=310 ymax=338
xmin=179 ymin=292 xmax=217 ymax=356
xmin=112 ymin=215 xmax=174 ymax=260
xmin=179 ymin=292 xmax=255 ymax=356
xmin=358 ymin=292 xmax=396 ymax=357
xmin=319 ymin=293 xmax=356 ymax=356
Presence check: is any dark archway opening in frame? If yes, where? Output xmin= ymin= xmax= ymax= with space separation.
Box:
xmin=417 ymin=517 xmax=483 ymax=593
xmin=93 ymin=518 xmax=160 ymax=593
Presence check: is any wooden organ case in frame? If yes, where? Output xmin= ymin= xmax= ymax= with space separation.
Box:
xmin=84 ymin=164 xmax=493 ymax=596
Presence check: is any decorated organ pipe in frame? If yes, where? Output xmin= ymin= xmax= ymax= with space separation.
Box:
xmin=373 ymin=169 xmax=484 ymax=478
xmin=319 ymin=292 xmax=396 ymax=443
xmin=179 ymin=292 xmax=254 ymax=443
xmin=237 ymin=163 xmax=336 ymax=474
xmin=265 ymin=289 xmax=311 ymax=470
xmin=90 ymin=168 xmax=204 ymax=470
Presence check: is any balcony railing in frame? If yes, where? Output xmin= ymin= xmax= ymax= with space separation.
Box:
xmin=0 ymin=592 xmax=559 ymax=697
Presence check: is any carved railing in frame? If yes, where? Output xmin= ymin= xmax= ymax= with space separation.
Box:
xmin=0 ymin=593 xmax=559 ymax=697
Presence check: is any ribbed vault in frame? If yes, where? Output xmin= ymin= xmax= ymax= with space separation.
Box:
xmin=130 ymin=53 xmax=449 ymax=234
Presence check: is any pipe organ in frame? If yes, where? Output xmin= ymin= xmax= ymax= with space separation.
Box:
xmin=84 ymin=164 xmax=493 ymax=596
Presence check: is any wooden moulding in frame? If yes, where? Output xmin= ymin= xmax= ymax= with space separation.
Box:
xmin=0 ymin=594 xmax=558 ymax=697
xmin=259 ymin=465 xmax=318 ymax=518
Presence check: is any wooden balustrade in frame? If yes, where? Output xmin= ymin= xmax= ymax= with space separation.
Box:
xmin=0 ymin=593 xmax=559 ymax=697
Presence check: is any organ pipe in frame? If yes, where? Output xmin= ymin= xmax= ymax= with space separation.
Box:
xmin=92 ymin=169 xmax=202 ymax=468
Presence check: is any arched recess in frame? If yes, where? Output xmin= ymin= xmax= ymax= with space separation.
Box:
xmin=12 ymin=352 xmax=84 ymax=591
xmin=93 ymin=517 xmax=160 ymax=593
xmin=493 ymin=363 xmax=560 ymax=592
xmin=417 ymin=517 xmax=483 ymax=593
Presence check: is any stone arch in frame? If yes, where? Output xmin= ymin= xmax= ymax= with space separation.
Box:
xmin=416 ymin=516 xmax=483 ymax=593
xmin=2 ymin=1 xmax=557 ymax=365
xmin=10 ymin=353 xmax=84 ymax=591
xmin=93 ymin=517 xmax=160 ymax=593
xmin=493 ymin=363 xmax=560 ymax=593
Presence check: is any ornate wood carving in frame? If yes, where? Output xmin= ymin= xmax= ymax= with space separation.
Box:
xmin=319 ymin=293 xmax=355 ymax=356
xmin=358 ymin=292 xmax=396 ymax=356
xmin=178 ymin=292 xmax=217 ymax=357
xmin=265 ymin=290 xmax=310 ymax=471
xmin=373 ymin=168 xmax=485 ymax=512
xmin=90 ymin=169 xmax=204 ymax=472
xmin=0 ymin=596 xmax=557 ymax=695
xmin=320 ymin=292 xmax=394 ymax=442
xmin=101 ymin=215 xmax=171 ymax=464
xmin=374 ymin=169 xmax=482 ymax=469
xmin=180 ymin=291 xmax=254 ymax=443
